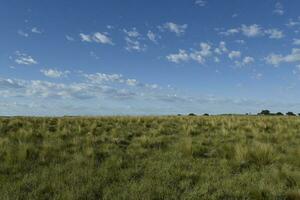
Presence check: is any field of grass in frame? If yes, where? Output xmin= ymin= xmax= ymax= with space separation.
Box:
xmin=0 ymin=116 xmax=299 ymax=200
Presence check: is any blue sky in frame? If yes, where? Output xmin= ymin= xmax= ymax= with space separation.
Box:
xmin=1 ymin=0 xmax=300 ymax=115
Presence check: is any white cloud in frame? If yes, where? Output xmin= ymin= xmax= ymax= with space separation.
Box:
xmin=41 ymin=69 xmax=70 ymax=78
xmin=254 ymin=73 xmax=263 ymax=80
xmin=199 ymin=42 xmax=212 ymax=57
xmin=31 ymin=27 xmax=42 ymax=34
xmin=273 ymin=2 xmax=284 ymax=16
xmin=293 ymin=39 xmax=300 ymax=45
xmin=14 ymin=52 xmax=38 ymax=65
xmin=18 ymin=30 xmax=29 ymax=37
xmin=147 ymin=31 xmax=157 ymax=43
xmin=232 ymin=13 xmax=238 ymax=18
xmin=90 ymin=51 xmax=100 ymax=59
xmin=66 ymin=35 xmax=75 ymax=41
xmin=162 ymin=22 xmax=188 ymax=36
xmin=167 ymin=41 xmax=229 ymax=64
xmin=123 ymin=28 xmax=146 ymax=52
xmin=265 ymin=54 xmax=283 ymax=66
xmin=126 ymin=79 xmax=139 ymax=86
xmin=79 ymin=32 xmax=113 ymax=45
xmin=221 ymin=25 xmax=283 ymax=39
xmin=166 ymin=49 xmax=190 ymax=63
xmin=125 ymin=37 xmax=146 ymax=52
xmin=265 ymin=48 xmax=300 ymax=66
xmin=92 ymin=32 xmax=113 ymax=44
xmin=79 ymin=33 xmax=92 ymax=42
xmin=292 ymin=65 xmax=300 ymax=76
xmin=242 ymin=56 xmax=255 ymax=65
xmin=228 ymin=51 xmax=241 ymax=59
xmin=286 ymin=18 xmax=300 ymax=27
xmin=214 ymin=57 xmax=220 ymax=63
xmin=241 ymin=24 xmax=263 ymax=37
xmin=189 ymin=51 xmax=205 ymax=64
xmin=235 ymin=39 xmax=245 ymax=44
xmin=84 ymin=73 xmax=123 ymax=83
xmin=214 ymin=41 xmax=227 ymax=54
xmin=123 ymin=28 xmax=140 ymax=38
xmin=219 ymin=28 xmax=240 ymax=36
xmin=195 ymin=0 xmax=206 ymax=7
xmin=265 ymin=29 xmax=284 ymax=39
xmin=106 ymin=25 xmax=114 ymax=29
xmin=235 ymin=56 xmax=255 ymax=67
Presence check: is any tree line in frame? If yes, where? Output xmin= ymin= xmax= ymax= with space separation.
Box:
xmin=183 ymin=110 xmax=300 ymax=116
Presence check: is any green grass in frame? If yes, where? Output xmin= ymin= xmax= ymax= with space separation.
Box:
xmin=0 ymin=116 xmax=299 ymax=200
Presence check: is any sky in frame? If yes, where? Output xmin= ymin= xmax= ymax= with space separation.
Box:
xmin=1 ymin=0 xmax=300 ymax=116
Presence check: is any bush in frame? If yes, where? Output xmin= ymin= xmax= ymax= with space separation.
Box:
xmin=286 ymin=112 xmax=296 ymax=116
xmin=259 ymin=110 xmax=271 ymax=115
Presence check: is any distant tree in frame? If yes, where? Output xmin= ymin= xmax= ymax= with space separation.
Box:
xmin=188 ymin=113 xmax=196 ymax=116
xmin=286 ymin=112 xmax=296 ymax=116
xmin=177 ymin=114 xmax=182 ymax=116
xmin=259 ymin=110 xmax=271 ymax=115
xmin=298 ymin=113 xmax=300 ymax=116
xmin=276 ymin=112 xmax=284 ymax=116
xmin=203 ymin=113 xmax=209 ymax=116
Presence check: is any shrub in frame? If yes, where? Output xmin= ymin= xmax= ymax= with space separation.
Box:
xmin=259 ymin=110 xmax=271 ymax=115
xmin=286 ymin=112 xmax=296 ymax=116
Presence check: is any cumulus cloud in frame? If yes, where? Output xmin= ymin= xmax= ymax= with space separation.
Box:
xmin=220 ymin=25 xmax=283 ymax=39
xmin=166 ymin=49 xmax=190 ymax=63
xmin=122 ymin=28 xmax=146 ymax=52
xmin=292 ymin=65 xmax=300 ymax=76
xmin=66 ymin=35 xmax=75 ymax=41
xmin=242 ymin=56 xmax=255 ymax=65
xmin=18 ymin=30 xmax=29 ymax=37
xmin=40 ymin=69 xmax=70 ymax=78
xmin=0 ymin=71 xmax=162 ymax=102
xmin=286 ymin=18 xmax=300 ymax=28
xmin=92 ymin=32 xmax=113 ymax=44
xmin=228 ymin=51 xmax=241 ymax=60
xmin=162 ymin=22 xmax=188 ymax=36
xmin=14 ymin=52 xmax=38 ymax=65
xmin=265 ymin=48 xmax=300 ymax=66
xmin=123 ymin=28 xmax=140 ymax=38
xmin=79 ymin=32 xmax=113 ymax=45
xmin=234 ymin=56 xmax=255 ymax=67
xmin=235 ymin=40 xmax=245 ymax=44
xmin=125 ymin=37 xmax=146 ymax=52
xmin=195 ymin=0 xmax=206 ymax=7
xmin=273 ymin=2 xmax=284 ymax=15
xmin=84 ymin=73 xmax=123 ymax=84
xmin=241 ymin=24 xmax=263 ymax=37
xmin=214 ymin=41 xmax=228 ymax=54
xmin=167 ymin=41 xmax=234 ymax=64
xmin=293 ymin=39 xmax=300 ymax=45
xmin=265 ymin=29 xmax=284 ymax=39
xmin=147 ymin=30 xmax=158 ymax=43
xmin=79 ymin=33 xmax=92 ymax=42
xmin=31 ymin=27 xmax=42 ymax=34
xmin=219 ymin=28 xmax=240 ymax=36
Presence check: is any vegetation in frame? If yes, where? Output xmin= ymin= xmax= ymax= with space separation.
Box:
xmin=0 ymin=116 xmax=299 ymax=200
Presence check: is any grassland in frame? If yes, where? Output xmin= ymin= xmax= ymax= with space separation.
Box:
xmin=0 ymin=116 xmax=299 ymax=200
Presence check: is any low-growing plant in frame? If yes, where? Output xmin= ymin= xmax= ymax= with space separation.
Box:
xmin=0 ymin=116 xmax=299 ymax=199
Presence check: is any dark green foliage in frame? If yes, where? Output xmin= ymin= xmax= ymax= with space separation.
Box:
xmin=286 ymin=112 xmax=296 ymax=116
xmin=0 ymin=116 xmax=299 ymax=199
xmin=259 ymin=110 xmax=271 ymax=115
